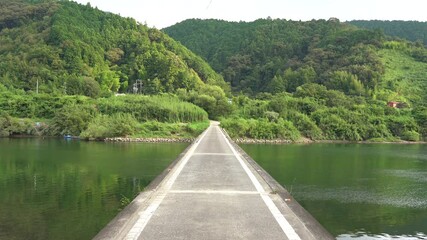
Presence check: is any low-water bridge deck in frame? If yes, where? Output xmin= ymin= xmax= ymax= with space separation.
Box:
xmin=94 ymin=122 xmax=333 ymax=240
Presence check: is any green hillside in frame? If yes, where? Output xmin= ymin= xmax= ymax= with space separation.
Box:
xmin=165 ymin=18 xmax=427 ymax=141
xmin=0 ymin=0 xmax=236 ymax=139
xmin=349 ymin=20 xmax=427 ymax=46
xmin=0 ymin=0 xmax=227 ymax=96
xmin=379 ymin=43 xmax=427 ymax=106
xmin=164 ymin=18 xmax=427 ymax=105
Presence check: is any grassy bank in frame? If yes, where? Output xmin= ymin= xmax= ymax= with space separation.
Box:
xmin=0 ymin=88 xmax=210 ymax=140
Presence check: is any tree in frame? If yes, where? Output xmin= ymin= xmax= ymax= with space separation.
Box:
xmin=326 ymin=71 xmax=366 ymax=96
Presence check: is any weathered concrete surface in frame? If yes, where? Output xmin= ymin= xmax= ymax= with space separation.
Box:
xmin=94 ymin=122 xmax=333 ymax=240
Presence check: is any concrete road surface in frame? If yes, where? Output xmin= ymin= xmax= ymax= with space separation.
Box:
xmin=94 ymin=122 xmax=333 ymax=240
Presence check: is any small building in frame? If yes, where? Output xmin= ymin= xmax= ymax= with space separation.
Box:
xmin=387 ymin=101 xmax=399 ymax=108
xmin=387 ymin=101 xmax=408 ymax=108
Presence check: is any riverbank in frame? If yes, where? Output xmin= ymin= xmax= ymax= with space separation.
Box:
xmin=104 ymin=137 xmax=194 ymax=143
xmin=233 ymin=137 xmax=427 ymax=144
xmin=4 ymin=134 xmax=425 ymax=145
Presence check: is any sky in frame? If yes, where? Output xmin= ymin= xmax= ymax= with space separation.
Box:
xmin=73 ymin=0 xmax=427 ymax=29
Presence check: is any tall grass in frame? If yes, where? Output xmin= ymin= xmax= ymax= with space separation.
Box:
xmin=96 ymin=95 xmax=208 ymax=123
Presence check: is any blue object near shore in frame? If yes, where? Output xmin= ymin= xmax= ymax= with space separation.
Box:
xmin=64 ymin=135 xmax=79 ymax=140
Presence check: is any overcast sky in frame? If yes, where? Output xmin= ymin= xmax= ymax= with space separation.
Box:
xmin=73 ymin=0 xmax=427 ymax=29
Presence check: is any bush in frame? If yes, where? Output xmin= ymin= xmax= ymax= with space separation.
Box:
xmin=51 ymin=104 xmax=98 ymax=136
xmin=274 ymin=119 xmax=301 ymax=141
xmin=0 ymin=112 xmax=36 ymax=136
xmin=80 ymin=113 xmax=139 ymax=139
xmin=413 ymin=106 xmax=427 ymax=138
xmin=220 ymin=118 xmax=249 ymax=138
xmin=312 ymin=110 xmax=361 ymax=141
xmin=264 ymin=111 xmax=279 ymax=122
xmin=247 ymin=118 xmax=275 ymax=139
xmin=269 ymin=94 xmax=319 ymax=116
xmin=401 ymin=131 xmax=420 ymax=141
xmin=386 ymin=115 xmax=419 ymax=137
xmin=139 ymin=121 xmax=183 ymax=137
xmin=186 ymin=121 xmax=210 ymax=136
xmin=221 ymin=117 xmax=301 ymax=141
xmin=286 ymin=111 xmax=323 ymax=140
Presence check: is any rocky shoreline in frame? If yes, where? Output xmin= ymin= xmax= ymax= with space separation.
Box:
xmin=5 ymin=135 xmax=425 ymax=144
xmin=232 ymin=137 xmax=426 ymax=144
xmin=104 ymin=137 xmax=194 ymax=143
xmin=233 ymin=138 xmax=293 ymax=144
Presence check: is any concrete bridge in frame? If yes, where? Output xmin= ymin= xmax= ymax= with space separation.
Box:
xmin=94 ymin=122 xmax=333 ymax=240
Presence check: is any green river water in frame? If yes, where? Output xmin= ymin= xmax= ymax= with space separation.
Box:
xmin=1 ymin=139 xmax=426 ymax=239
xmin=0 ymin=138 xmax=187 ymax=240
xmin=241 ymin=143 xmax=427 ymax=239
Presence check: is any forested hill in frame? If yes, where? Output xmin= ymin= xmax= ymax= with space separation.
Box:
xmin=349 ymin=20 xmax=427 ymax=46
xmin=164 ymin=19 xmax=427 ymax=106
xmin=0 ymin=0 xmax=227 ymax=96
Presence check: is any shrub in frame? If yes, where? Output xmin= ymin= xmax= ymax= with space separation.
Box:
xmin=247 ymin=118 xmax=275 ymax=139
xmin=312 ymin=110 xmax=361 ymax=141
xmin=264 ymin=111 xmax=279 ymax=122
xmin=220 ymin=118 xmax=249 ymax=138
xmin=286 ymin=112 xmax=323 ymax=140
xmin=274 ymin=119 xmax=301 ymax=141
xmin=80 ymin=113 xmax=139 ymax=139
xmin=139 ymin=121 xmax=183 ymax=137
xmin=386 ymin=115 xmax=419 ymax=137
xmin=401 ymin=131 xmax=420 ymax=142
xmin=186 ymin=121 xmax=210 ymax=136
xmin=221 ymin=117 xmax=301 ymax=141
xmin=0 ymin=112 xmax=36 ymax=136
xmin=51 ymin=104 xmax=98 ymax=136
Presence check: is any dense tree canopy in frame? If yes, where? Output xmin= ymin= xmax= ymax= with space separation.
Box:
xmin=349 ymin=20 xmax=427 ymax=46
xmin=164 ymin=19 xmax=386 ymax=95
xmin=0 ymin=0 xmax=227 ymax=96
xmin=164 ymin=19 xmax=427 ymax=108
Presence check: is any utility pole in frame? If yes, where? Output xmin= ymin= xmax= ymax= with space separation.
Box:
xmin=36 ymin=79 xmax=39 ymax=94
xmin=132 ymin=79 xmax=143 ymax=94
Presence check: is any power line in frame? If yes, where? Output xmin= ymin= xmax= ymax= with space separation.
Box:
xmin=206 ymin=0 xmax=213 ymax=9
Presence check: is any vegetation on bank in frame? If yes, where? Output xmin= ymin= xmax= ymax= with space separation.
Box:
xmin=221 ymin=83 xmax=426 ymax=142
xmin=0 ymin=85 xmax=209 ymax=139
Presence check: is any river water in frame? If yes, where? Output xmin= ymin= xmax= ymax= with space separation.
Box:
xmin=1 ymin=139 xmax=426 ymax=239
xmin=241 ymin=143 xmax=427 ymax=239
xmin=0 ymin=138 xmax=187 ymax=240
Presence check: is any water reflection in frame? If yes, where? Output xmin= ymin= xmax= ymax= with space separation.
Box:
xmin=0 ymin=138 xmax=187 ymax=240
xmin=241 ymin=143 xmax=427 ymax=238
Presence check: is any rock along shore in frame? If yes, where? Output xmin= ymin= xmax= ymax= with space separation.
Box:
xmin=233 ymin=138 xmax=427 ymax=144
xmin=104 ymin=137 xmax=194 ymax=143
xmin=233 ymin=138 xmax=293 ymax=144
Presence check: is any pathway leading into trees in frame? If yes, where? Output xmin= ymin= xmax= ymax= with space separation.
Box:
xmin=94 ymin=122 xmax=333 ymax=240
